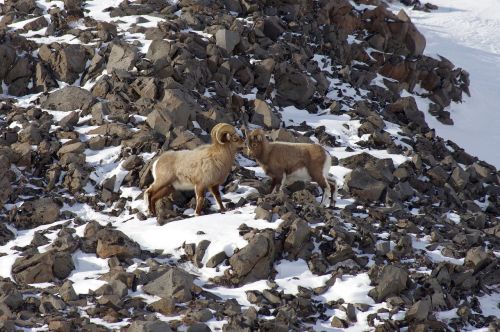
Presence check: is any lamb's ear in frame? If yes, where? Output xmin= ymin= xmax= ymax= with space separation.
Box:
xmin=256 ymin=134 xmax=263 ymax=142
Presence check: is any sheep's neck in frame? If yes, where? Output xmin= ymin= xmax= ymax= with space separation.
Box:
xmin=255 ymin=141 xmax=270 ymax=165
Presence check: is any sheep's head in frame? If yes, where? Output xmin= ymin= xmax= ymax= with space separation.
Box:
xmin=211 ymin=123 xmax=245 ymax=150
xmin=245 ymin=128 xmax=266 ymax=159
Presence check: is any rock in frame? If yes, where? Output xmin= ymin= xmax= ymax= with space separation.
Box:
xmin=284 ymin=218 xmax=311 ymax=259
xmin=250 ymin=99 xmax=280 ymax=129
xmin=0 ymin=281 xmax=23 ymax=310
xmin=59 ymin=111 xmax=80 ymax=129
xmin=216 ymin=29 xmax=240 ymax=54
xmin=59 ymin=280 xmax=78 ymax=302
xmin=331 ymin=316 xmax=348 ymax=328
xmin=254 ymin=58 xmax=275 ymax=89
xmin=405 ymin=297 xmax=431 ymax=322
xmin=188 ymin=309 xmax=213 ymax=323
xmin=0 ymin=45 xmax=16 ymax=80
xmin=131 ymin=77 xmax=157 ymax=99
xmin=23 ymin=16 xmax=48 ymax=31
xmin=13 ymin=197 xmax=61 ymax=229
xmin=143 ymin=268 xmax=194 ymax=302
xmin=57 ymin=142 xmax=86 ymax=156
xmin=449 ymin=166 xmax=469 ymax=190
xmin=186 ymin=323 xmax=211 ymax=332
xmin=344 ymin=167 xmax=387 ymax=201
xmin=147 ymin=89 xmax=200 ymax=135
xmin=52 ymin=44 xmax=88 ymax=83
xmin=194 ymin=240 xmax=211 ymax=268
xmin=262 ymin=16 xmax=285 ymax=41
xmin=149 ymin=298 xmax=176 ymax=315
xmin=465 ymin=247 xmax=491 ymax=271
xmin=397 ymin=10 xmax=426 ymax=56
xmin=369 ymin=265 xmax=409 ymax=302
xmin=229 ymin=230 xmax=276 ymax=285
xmin=107 ymin=43 xmax=138 ymax=72
xmin=63 ymin=0 xmax=83 ymax=17
xmin=0 ymin=224 xmax=15 ymax=246
xmin=40 ymin=86 xmax=95 ymax=111
xmin=385 ymin=96 xmax=427 ymax=128
xmin=122 ymin=155 xmax=143 ymax=171
xmin=127 ymin=320 xmax=172 ymax=332
xmin=339 ymin=152 xmax=379 ymax=169
xmin=95 ymin=228 xmax=142 ymax=260
xmin=206 ymin=251 xmax=227 ymax=268
xmin=254 ymin=206 xmax=272 ymax=222
xmin=275 ymin=65 xmax=316 ymax=107
xmin=12 ymin=251 xmax=74 ymax=284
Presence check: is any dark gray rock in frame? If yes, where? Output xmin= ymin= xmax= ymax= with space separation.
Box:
xmin=12 ymin=197 xmax=61 ymax=229
xmin=216 ymin=29 xmax=240 ymax=54
xmin=206 ymin=251 xmax=227 ymax=268
xmin=143 ymin=268 xmax=194 ymax=302
xmin=405 ymin=297 xmax=431 ymax=322
xmin=127 ymin=320 xmax=172 ymax=332
xmin=40 ymin=86 xmax=95 ymax=111
xmin=344 ymin=167 xmax=387 ymax=201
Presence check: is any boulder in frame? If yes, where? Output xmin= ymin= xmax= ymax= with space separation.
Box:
xmin=12 ymin=251 xmax=74 ymax=284
xmin=52 ymin=44 xmax=88 ymax=83
xmin=40 ymin=86 xmax=95 ymax=111
xmin=344 ymin=168 xmax=387 ymax=201
xmin=229 ymin=230 xmax=276 ymax=285
xmin=216 ymin=29 xmax=240 ymax=54
xmin=369 ymin=265 xmax=409 ymax=302
xmin=107 ymin=43 xmax=138 ymax=72
xmin=127 ymin=321 xmax=172 ymax=332
xmin=0 ymin=45 xmax=16 ymax=80
xmin=147 ymin=89 xmax=200 ymax=135
xmin=95 ymin=228 xmax=142 ymax=260
xmin=250 ymin=99 xmax=280 ymax=129
xmin=12 ymin=197 xmax=61 ymax=229
xmin=275 ymin=65 xmax=316 ymax=108
xmin=143 ymin=268 xmax=194 ymax=303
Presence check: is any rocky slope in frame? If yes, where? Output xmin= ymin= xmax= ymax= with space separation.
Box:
xmin=0 ymin=0 xmax=499 ymax=331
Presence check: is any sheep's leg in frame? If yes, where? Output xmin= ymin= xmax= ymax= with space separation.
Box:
xmin=210 ymin=185 xmax=226 ymax=212
xmin=312 ymin=172 xmax=331 ymax=207
xmin=149 ymin=184 xmax=174 ymax=216
xmin=194 ymin=185 xmax=206 ymax=216
xmin=278 ymin=173 xmax=287 ymax=192
xmin=269 ymin=177 xmax=280 ymax=194
xmin=328 ymin=179 xmax=337 ymax=208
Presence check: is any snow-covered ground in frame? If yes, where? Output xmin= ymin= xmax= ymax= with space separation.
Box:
xmin=390 ymin=0 xmax=500 ymax=168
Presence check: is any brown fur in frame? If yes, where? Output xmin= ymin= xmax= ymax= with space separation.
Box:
xmin=246 ymin=128 xmax=337 ymax=206
xmin=145 ymin=124 xmax=245 ymax=216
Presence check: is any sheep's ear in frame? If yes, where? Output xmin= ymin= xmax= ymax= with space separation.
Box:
xmin=256 ymin=134 xmax=263 ymax=142
xmin=222 ymin=133 xmax=231 ymax=143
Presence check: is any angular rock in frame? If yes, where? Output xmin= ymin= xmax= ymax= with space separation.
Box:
xmin=229 ymin=230 xmax=276 ymax=285
xmin=12 ymin=251 xmax=74 ymax=284
xmin=344 ymin=167 xmax=387 ymax=201
xmin=107 ymin=43 xmax=138 ymax=72
xmin=143 ymin=268 xmax=194 ymax=302
xmin=216 ymin=29 xmax=240 ymax=54
xmin=40 ymin=86 xmax=95 ymax=111
xmin=370 ymin=265 xmax=409 ymax=302
xmin=13 ymin=197 xmax=61 ymax=229
xmin=251 ymin=99 xmax=280 ymax=129
xmin=127 ymin=320 xmax=172 ymax=332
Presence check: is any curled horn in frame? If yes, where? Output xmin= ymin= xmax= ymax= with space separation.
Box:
xmin=211 ymin=123 xmax=235 ymax=144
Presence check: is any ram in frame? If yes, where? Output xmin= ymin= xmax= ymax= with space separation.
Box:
xmin=145 ymin=123 xmax=245 ymax=216
xmin=246 ymin=128 xmax=337 ymax=207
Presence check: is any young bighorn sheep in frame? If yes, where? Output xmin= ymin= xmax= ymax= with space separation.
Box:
xmin=245 ymin=128 xmax=337 ymax=207
xmin=144 ymin=123 xmax=245 ymax=216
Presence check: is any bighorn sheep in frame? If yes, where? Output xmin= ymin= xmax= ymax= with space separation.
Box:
xmin=144 ymin=123 xmax=245 ymax=216
xmin=245 ymin=128 xmax=337 ymax=207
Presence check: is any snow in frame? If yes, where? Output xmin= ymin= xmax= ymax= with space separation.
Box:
xmin=390 ymin=0 xmax=500 ymax=168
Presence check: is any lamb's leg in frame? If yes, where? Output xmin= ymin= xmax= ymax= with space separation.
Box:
xmin=149 ymin=184 xmax=174 ymax=216
xmin=278 ymin=173 xmax=287 ymax=192
xmin=194 ymin=185 xmax=206 ymax=216
xmin=210 ymin=185 xmax=226 ymax=212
